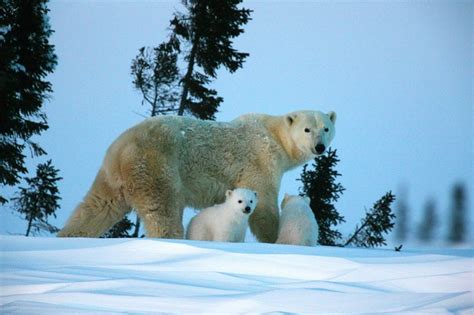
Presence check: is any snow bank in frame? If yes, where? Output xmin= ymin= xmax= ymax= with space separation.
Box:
xmin=1 ymin=235 xmax=472 ymax=314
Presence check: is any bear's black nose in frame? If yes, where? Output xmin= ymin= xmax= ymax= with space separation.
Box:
xmin=315 ymin=144 xmax=326 ymax=154
xmin=244 ymin=206 xmax=251 ymax=213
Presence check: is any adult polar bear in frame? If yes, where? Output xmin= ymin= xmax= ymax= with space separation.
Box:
xmin=58 ymin=110 xmax=336 ymax=242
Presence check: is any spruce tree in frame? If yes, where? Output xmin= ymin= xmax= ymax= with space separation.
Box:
xmin=131 ymin=39 xmax=180 ymax=116
xmin=417 ymin=198 xmax=437 ymax=242
xmin=131 ymin=0 xmax=251 ymax=120
xmin=299 ymin=149 xmax=345 ymax=246
xmin=447 ymin=183 xmax=467 ymax=243
xmin=11 ymin=160 xmax=62 ymax=236
xmin=345 ymin=192 xmax=396 ymax=248
xmin=171 ymin=0 xmax=251 ymax=119
xmin=0 ymin=0 xmax=57 ymax=204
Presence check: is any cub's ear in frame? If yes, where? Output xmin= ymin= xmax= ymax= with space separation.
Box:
xmin=286 ymin=114 xmax=297 ymax=125
xmin=225 ymin=190 xmax=233 ymax=199
xmin=328 ymin=111 xmax=337 ymax=124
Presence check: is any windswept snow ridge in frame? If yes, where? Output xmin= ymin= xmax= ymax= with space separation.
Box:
xmin=0 ymin=235 xmax=472 ymax=314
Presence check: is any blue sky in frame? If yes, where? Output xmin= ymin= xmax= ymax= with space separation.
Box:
xmin=1 ymin=1 xmax=472 ymax=242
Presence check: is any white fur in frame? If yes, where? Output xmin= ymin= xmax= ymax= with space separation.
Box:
xmin=58 ymin=110 xmax=336 ymax=242
xmin=186 ymin=188 xmax=258 ymax=242
xmin=276 ymin=194 xmax=318 ymax=246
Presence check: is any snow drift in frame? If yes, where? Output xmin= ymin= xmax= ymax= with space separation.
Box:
xmin=0 ymin=235 xmax=472 ymax=313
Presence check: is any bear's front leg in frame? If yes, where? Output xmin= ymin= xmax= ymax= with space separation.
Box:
xmin=141 ymin=210 xmax=184 ymax=239
xmin=126 ymin=154 xmax=185 ymax=239
xmin=248 ymin=195 xmax=279 ymax=243
xmin=132 ymin=188 xmax=185 ymax=239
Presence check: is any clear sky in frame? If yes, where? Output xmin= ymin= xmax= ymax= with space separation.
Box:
xmin=1 ymin=1 xmax=472 ymax=243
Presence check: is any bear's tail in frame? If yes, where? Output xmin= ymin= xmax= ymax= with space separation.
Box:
xmin=57 ymin=168 xmax=131 ymax=237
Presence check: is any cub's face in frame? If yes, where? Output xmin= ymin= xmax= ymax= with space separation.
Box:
xmin=225 ymin=188 xmax=258 ymax=215
xmin=286 ymin=110 xmax=337 ymax=160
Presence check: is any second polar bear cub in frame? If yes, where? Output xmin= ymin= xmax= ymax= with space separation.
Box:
xmin=186 ymin=188 xmax=258 ymax=242
xmin=276 ymin=194 xmax=319 ymax=246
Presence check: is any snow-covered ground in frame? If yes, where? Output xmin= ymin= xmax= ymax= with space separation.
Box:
xmin=0 ymin=235 xmax=473 ymax=314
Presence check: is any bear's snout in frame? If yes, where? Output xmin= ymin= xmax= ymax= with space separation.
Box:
xmin=243 ymin=206 xmax=252 ymax=214
xmin=315 ymin=144 xmax=326 ymax=154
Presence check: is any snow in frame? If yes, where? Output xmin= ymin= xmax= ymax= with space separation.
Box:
xmin=1 ymin=236 xmax=473 ymax=314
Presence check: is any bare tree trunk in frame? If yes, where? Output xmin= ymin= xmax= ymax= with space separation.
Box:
xmin=25 ymin=216 xmax=34 ymax=236
xmin=177 ymin=41 xmax=197 ymax=116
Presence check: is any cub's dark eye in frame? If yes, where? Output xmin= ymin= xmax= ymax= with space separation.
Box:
xmin=250 ymin=200 xmax=253 ymax=203
xmin=304 ymin=128 xmax=311 ymax=133
xmin=324 ymin=128 xmax=329 ymax=132
xmin=238 ymin=200 xmax=242 ymax=203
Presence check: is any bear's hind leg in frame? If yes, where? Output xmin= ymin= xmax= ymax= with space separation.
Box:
xmin=58 ymin=169 xmax=131 ymax=237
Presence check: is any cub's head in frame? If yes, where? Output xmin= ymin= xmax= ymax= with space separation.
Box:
xmin=285 ymin=110 xmax=337 ymax=160
xmin=281 ymin=193 xmax=311 ymax=210
xmin=225 ymin=188 xmax=258 ymax=215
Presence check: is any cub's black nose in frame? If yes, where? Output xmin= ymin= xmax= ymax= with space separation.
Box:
xmin=315 ymin=144 xmax=326 ymax=154
xmin=244 ymin=206 xmax=251 ymax=213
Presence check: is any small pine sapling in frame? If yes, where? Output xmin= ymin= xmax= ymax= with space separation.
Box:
xmin=345 ymin=192 xmax=396 ymax=248
xmin=11 ymin=160 xmax=62 ymax=236
xmin=299 ymin=149 xmax=345 ymax=246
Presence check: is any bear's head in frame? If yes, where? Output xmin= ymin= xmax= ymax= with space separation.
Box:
xmin=225 ymin=188 xmax=258 ymax=215
xmin=281 ymin=193 xmax=311 ymax=210
xmin=286 ymin=110 xmax=337 ymax=160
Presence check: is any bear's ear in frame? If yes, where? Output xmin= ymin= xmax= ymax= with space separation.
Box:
xmin=286 ymin=114 xmax=297 ymax=125
xmin=328 ymin=111 xmax=337 ymax=124
xmin=254 ymin=191 xmax=258 ymax=197
xmin=225 ymin=190 xmax=233 ymax=199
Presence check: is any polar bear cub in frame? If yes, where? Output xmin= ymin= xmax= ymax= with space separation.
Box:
xmin=186 ymin=188 xmax=258 ymax=242
xmin=276 ymin=194 xmax=319 ymax=246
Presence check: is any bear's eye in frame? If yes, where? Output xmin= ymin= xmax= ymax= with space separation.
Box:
xmin=304 ymin=128 xmax=311 ymax=133
xmin=324 ymin=127 xmax=329 ymax=132
xmin=238 ymin=200 xmax=242 ymax=203
xmin=250 ymin=200 xmax=253 ymax=203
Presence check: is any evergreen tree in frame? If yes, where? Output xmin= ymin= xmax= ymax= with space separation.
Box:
xmin=417 ymin=198 xmax=437 ymax=242
xmin=11 ymin=160 xmax=62 ymax=236
xmin=101 ymin=217 xmax=135 ymax=238
xmin=131 ymin=40 xmax=180 ymax=116
xmin=394 ymin=186 xmax=409 ymax=241
xmin=171 ymin=0 xmax=251 ymax=119
xmin=345 ymin=192 xmax=396 ymax=248
xmin=447 ymin=183 xmax=467 ymax=243
xmin=299 ymin=149 xmax=345 ymax=246
xmin=0 ymin=0 xmax=57 ymax=204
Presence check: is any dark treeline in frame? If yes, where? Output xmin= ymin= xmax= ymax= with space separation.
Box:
xmin=395 ymin=182 xmax=469 ymax=244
